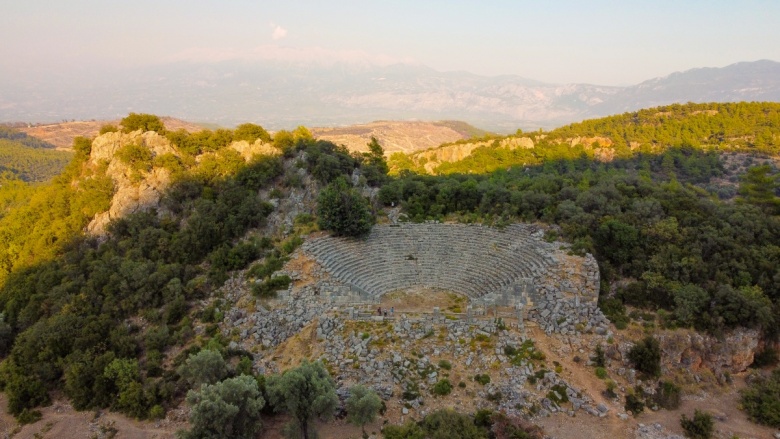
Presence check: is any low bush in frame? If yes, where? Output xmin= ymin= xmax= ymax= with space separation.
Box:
xmin=680 ymin=410 xmax=713 ymax=439
xmin=474 ymin=374 xmax=491 ymax=385
xmin=432 ymin=379 xmax=453 ymax=396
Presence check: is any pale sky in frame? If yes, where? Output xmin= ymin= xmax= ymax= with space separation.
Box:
xmin=1 ymin=0 xmax=778 ymax=85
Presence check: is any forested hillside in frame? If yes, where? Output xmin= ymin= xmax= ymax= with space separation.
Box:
xmin=0 ymin=126 xmax=73 ymax=181
xmin=1 ymin=107 xmax=779 ymax=433
xmin=0 ymin=114 xmax=385 ymax=423
xmin=392 ymin=102 xmax=780 ymax=175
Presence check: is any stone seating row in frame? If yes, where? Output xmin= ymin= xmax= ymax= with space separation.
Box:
xmin=303 ymin=224 xmax=555 ymax=299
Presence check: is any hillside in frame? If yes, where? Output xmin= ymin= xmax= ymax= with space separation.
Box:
xmin=0 ymin=126 xmax=73 ymax=181
xmin=391 ymin=102 xmax=780 ymax=175
xmin=311 ymin=120 xmax=490 ymax=155
xmin=0 ymin=111 xmax=779 ymax=439
xmin=15 ymin=117 xmax=206 ymax=150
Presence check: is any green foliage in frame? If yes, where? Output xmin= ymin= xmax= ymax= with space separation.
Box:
xmin=438 ymin=359 xmax=452 ymax=370
xmin=359 ymin=137 xmax=390 ymax=186
xmin=395 ymin=102 xmax=780 ymax=175
xmin=595 ymin=367 xmax=608 ymax=379
xmin=593 ymin=344 xmax=606 ymax=368
xmin=418 ymin=409 xmax=487 ymax=439
xmin=382 ymin=421 xmax=426 ymax=439
xmin=233 ymin=123 xmax=271 ymax=143
xmin=177 ymin=349 xmax=229 ymax=388
xmin=181 ymin=375 xmax=265 ymax=439
xmin=298 ymin=139 xmax=357 ymax=183
xmin=751 ymin=347 xmax=779 ymax=368
xmin=474 ymin=374 xmax=491 ymax=385
xmin=346 ymin=385 xmax=382 ymax=434
xmin=628 ymin=336 xmax=662 ymax=378
xmin=383 ymin=141 xmax=780 ymax=333
xmin=0 ymin=126 xmax=55 ymax=149
xmin=266 ymin=360 xmax=338 ymax=439
xmin=655 ymin=381 xmax=682 ymax=410
xmin=121 ymin=113 xmax=165 ymax=133
xmin=741 ymin=369 xmax=780 ymax=427
xmin=317 ymin=177 xmax=375 ymax=237
xmin=252 ymin=275 xmax=291 ymax=298
xmin=680 ymin=410 xmax=714 ymax=439
xmin=624 ymin=391 xmax=645 ymax=414
xmin=116 ymin=143 xmax=154 ymax=179
xmin=99 ymin=124 xmax=119 ymax=134
xmin=738 ymin=164 xmax=780 ymax=213
xmin=432 ymin=378 xmax=453 ymax=396
xmin=0 ymin=138 xmax=73 ymax=182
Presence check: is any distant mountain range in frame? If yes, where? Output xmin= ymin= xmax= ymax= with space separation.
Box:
xmin=1 ymin=59 xmax=779 ymax=132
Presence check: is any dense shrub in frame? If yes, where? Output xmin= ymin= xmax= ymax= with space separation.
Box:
xmin=474 ymin=374 xmax=491 ymax=385
xmin=121 ymin=113 xmax=165 ymax=133
xmin=628 ymin=336 xmax=662 ymax=378
xmin=317 ymin=177 xmax=375 ymax=237
xmin=432 ymin=379 xmax=453 ymax=396
xmin=680 ymin=410 xmax=714 ymax=439
xmin=741 ymin=369 xmax=780 ymax=427
xmin=655 ymin=381 xmax=682 ymax=410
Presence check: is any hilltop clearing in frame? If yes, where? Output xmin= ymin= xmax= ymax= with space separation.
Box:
xmin=311 ymin=120 xmax=491 ymax=155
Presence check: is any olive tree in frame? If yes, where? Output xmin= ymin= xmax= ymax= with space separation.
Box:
xmin=346 ymin=385 xmax=382 ymax=436
xmin=266 ymin=360 xmax=338 ymax=439
xmin=180 ymin=375 xmax=265 ymax=439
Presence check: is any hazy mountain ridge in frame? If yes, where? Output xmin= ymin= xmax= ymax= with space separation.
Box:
xmin=1 ymin=60 xmax=778 ymax=133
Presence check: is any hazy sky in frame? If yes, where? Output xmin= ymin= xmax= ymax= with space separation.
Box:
xmin=2 ymin=0 xmax=779 ymax=85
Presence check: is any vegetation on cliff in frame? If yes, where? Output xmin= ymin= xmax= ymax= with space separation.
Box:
xmin=392 ymin=102 xmax=780 ymax=175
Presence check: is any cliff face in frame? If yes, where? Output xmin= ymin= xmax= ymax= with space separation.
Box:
xmin=658 ymin=328 xmax=759 ymax=376
xmin=85 ymin=131 xmax=280 ymax=235
xmin=86 ymin=130 xmax=176 ymax=235
xmin=407 ymin=136 xmax=535 ymax=173
xmin=610 ymin=328 xmax=760 ymax=380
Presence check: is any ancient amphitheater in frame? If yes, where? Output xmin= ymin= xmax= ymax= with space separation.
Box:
xmin=302 ymin=223 xmax=601 ymax=333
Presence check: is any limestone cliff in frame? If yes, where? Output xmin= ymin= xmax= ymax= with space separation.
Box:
xmin=86 ymin=130 xmax=176 ymax=235
xmin=405 ymin=136 xmax=534 ymax=173
xmin=85 ymin=130 xmax=280 ymax=235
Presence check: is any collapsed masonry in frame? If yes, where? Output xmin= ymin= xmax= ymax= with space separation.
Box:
xmin=302 ymin=223 xmax=605 ymax=335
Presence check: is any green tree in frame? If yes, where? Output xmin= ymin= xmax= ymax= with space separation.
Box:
xmin=121 ymin=113 xmax=165 ymax=133
xmin=738 ymin=164 xmax=780 ymax=213
xmin=741 ymin=369 xmax=780 ymax=427
xmin=177 ymin=349 xmax=229 ymax=388
xmin=181 ymin=375 xmax=265 ymax=439
xmin=346 ymin=385 xmax=382 ymax=437
xmin=317 ymin=177 xmax=375 ymax=237
xmin=361 ymin=137 xmax=389 ymax=186
xmin=627 ymin=336 xmax=662 ymax=378
xmin=680 ymin=410 xmax=714 ymax=439
xmin=266 ymin=360 xmax=338 ymax=439
xmin=233 ymin=123 xmax=271 ymax=143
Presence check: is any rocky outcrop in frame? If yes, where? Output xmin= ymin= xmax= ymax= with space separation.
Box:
xmin=407 ymin=136 xmax=535 ymax=173
xmin=229 ymin=140 xmax=280 ymax=161
xmin=85 ymin=130 xmax=281 ymax=235
xmin=657 ymin=328 xmax=759 ymax=376
xmin=86 ymin=131 xmax=176 ymax=235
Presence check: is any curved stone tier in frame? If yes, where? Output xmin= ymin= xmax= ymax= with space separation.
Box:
xmin=303 ymin=223 xmax=557 ymax=301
